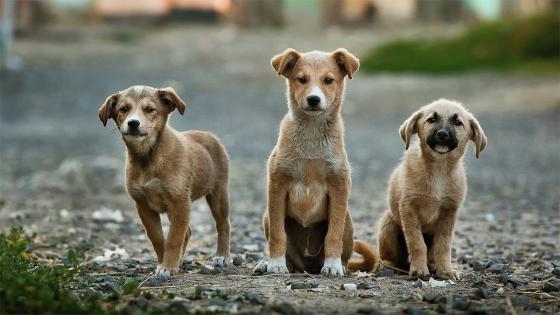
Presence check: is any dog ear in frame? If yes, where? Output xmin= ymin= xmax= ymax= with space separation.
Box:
xmin=157 ymin=87 xmax=186 ymax=115
xmin=469 ymin=115 xmax=487 ymax=159
xmin=98 ymin=93 xmax=119 ymax=127
xmin=271 ymin=48 xmax=301 ymax=78
xmin=332 ymin=48 xmax=360 ymax=79
xmin=399 ymin=110 xmax=423 ymax=150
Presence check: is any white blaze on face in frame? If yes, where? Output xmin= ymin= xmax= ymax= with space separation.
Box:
xmin=308 ymin=85 xmax=326 ymax=110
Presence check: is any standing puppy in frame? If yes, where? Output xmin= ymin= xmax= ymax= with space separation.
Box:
xmin=259 ymin=49 xmax=377 ymax=276
xmin=98 ymin=85 xmax=231 ymax=277
xmin=378 ymin=99 xmax=487 ymax=280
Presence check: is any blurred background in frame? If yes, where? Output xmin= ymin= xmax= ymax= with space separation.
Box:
xmin=0 ymin=0 xmax=559 ymax=283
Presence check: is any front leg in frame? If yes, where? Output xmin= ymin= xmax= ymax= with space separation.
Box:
xmin=400 ymin=200 xmax=429 ymax=278
xmin=266 ymin=173 xmax=289 ymax=274
xmin=323 ymin=174 xmax=350 ymax=276
xmin=158 ymin=198 xmax=191 ymax=277
xmin=136 ymin=201 xmax=165 ymax=264
xmin=433 ymin=208 xmax=459 ymax=280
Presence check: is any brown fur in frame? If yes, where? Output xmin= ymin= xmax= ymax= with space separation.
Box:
xmin=376 ymin=99 xmax=487 ymax=280
xmin=260 ymin=48 xmax=375 ymax=275
xmin=98 ymin=85 xmax=231 ymax=276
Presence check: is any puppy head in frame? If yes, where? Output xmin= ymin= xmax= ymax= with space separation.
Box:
xmin=271 ymin=48 xmax=359 ymax=115
xmin=98 ymin=85 xmax=186 ymax=146
xmin=399 ymin=99 xmax=487 ymax=159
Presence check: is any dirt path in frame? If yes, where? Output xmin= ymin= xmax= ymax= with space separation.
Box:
xmin=1 ymin=23 xmax=559 ymax=314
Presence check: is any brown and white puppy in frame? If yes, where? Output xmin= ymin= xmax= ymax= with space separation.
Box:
xmin=98 ymin=85 xmax=231 ymax=277
xmin=377 ymin=99 xmax=487 ymax=280
xmin=257 ymin=49 xmax=377 ymax=276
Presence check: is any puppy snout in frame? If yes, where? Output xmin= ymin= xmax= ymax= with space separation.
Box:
xmin=128 ymin=119 xmax=140 ymax=129
xmin=436 ymin=130 xmax=449 ymax=141
xmin=306 ymin=95 xmax=321 ymax=108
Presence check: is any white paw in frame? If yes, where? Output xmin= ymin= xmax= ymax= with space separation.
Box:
xmin=266 ymin=257 xmax=289 ymax=274
xmin=155 ymin=265 xmax=171 ymax=278
xmin=213 ymin=256 xmax=229 ymax=267
xmin=321 ymin=257 xmax=344 ymax=276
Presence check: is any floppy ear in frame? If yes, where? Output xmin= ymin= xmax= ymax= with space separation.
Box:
xmin=98 ymin=93 xmax=119 ymax=127
xmin=399 ymin=110 xmax=423 ymax=150
xmin=157 ymin=87 xmax=186 ymax=115
xmin=271 ymin=48 xmax=301 ymax=78
xmin=469 ymin=115 xmax=487 ymax=159
xmin=332 ymin=48 xmax=360 ymax=79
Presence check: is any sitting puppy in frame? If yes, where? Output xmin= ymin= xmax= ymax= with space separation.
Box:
xmin=377 ymin=99 xmax=487 ymax=280
xmin=98 ymin=86 xmax=231 ymax=277
xmin=257 ymin=48 xmax=377 ymax=276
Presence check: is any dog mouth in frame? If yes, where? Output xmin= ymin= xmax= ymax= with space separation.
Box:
xmin=122 ymin=132 xmax=148 ymax=138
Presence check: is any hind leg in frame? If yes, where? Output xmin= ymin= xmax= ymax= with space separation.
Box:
xmin=206 ymin=187 xmax=231 ymax=267
xmin=378 ymin=211 xmax=408 ymax=271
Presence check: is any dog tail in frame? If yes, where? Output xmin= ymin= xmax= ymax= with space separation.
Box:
xmin=347 ymin=240 xmax=380 ymax=272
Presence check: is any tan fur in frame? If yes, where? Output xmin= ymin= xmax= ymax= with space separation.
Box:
xmin=377 ymin=99 xmax=487 ymax=280
xmin=98 ymin=85 xmax=231 ymax=275
xmin=262 ymin=48 xmax=375 ymax=275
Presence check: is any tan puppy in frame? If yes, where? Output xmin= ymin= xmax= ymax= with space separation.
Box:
xmin=257 ymin=48 xmax=377 ymax=276
xmin=98 ymin=86 xmax=231 ymax=277
xmin=377 ymin=99 xmax=487 ymax=280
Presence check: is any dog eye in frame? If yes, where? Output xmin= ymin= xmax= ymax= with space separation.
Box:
xmin=427 ymin=117 xmax=437 ymax=123
xmin=144 ymin=107 xmax=155 ymax=113
xmin=324 ymin=77 xmax=334 ymax=85
xmin=454 ymin=120 xmax=463 ymax=127
xmin=120 ymin=107 xmax=128 ymax=113
xmin=297 ymin=76 xmax=307 ymax=84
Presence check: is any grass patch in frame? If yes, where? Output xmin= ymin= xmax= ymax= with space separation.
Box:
xmin=361 ymin=12 xmax=560 ymax=74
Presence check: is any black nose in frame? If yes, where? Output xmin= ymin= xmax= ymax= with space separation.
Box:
xmin=306 ymin=95 xmax=321 ymax=107
xmin=128 ymin=119 xmax=140 ymax=129
xmin=436 ymin=130 xmax=449 ymax=140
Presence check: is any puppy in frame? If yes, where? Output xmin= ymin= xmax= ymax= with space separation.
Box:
xmin=98 ymin=86 xmax=231 ymax=277
xmin=258 ymin=48 xmax=377 ymax=276
xmin=377 ymin=99 xmax=487 ymax=280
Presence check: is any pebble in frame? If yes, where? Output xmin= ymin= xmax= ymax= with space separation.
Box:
xmin=288 ymin=279 xmax=320 ymax=290
xmin=404 ymin=307 xmax=427 ymax=315
xmin=341 ymin=283 xmax=357 ymax=291
xmin=245 ymin=253 xmax=262 ymax=263
xmin=470 ymin=260 xmax=487 ymax=271
xmin=511 ymin=295 xmax=529 ymax=306
xmin=552 ymin=268 xmax=560 ymax=276
xmin=208 ymin=297 xmax=226 ymax=307
xmin=375 ymin=268 xmax=395 ymax=277
xmin=452 ymin=296 xmax=470 ymax=310
xmin=413 ymin=279 xmax=423 ymax=288
xmin=542 ymin=281 xmax=559 ymax=292
xmin=245 ymin=291 xmax=266 ymax=305
xmin=356 ymin=306 xmax=382 ymax=314
xmin=272 ymin=302 xmax=297 ymax=315
xmin=232 ymin=255 xmax=244 ymax=266
xmin=473 ymin=287 xmax=491 ymax=299
xmin=167 ymin=300 xmax=190 ymax=312
xmin=357 ymin=282 xmax=376 ymax=290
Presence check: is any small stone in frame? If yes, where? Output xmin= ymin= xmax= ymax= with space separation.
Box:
xmin=525 ymin=304 xmax=540 ymax=311
xmin=208 ymin=297 xmax=226 ymax=307
xmin=423 ymin=294 xmax=446 ymax=304
xmin=552 ymin=268 xmax=560 ymax=276
xmin=341 ymin=283 xmax=357 ymax=291
xmin=457 ymin=254 xmax=472 ymax=264
xmin=511 ymin=295 xmax=529 ymax=306
xmin=245 ymin=253 xmax=262 ymax=263
xmin=245 ymin=291 xmax=266 ymax=305
xmin=413 ymin=279 xmax=423 ymax=288
xmin=357 ymin=282 xmax=375 ymax=290
xmin=375 ymin=268 xmax=395 ymax=277
xmin=452 ymin=296 xmax=470 ymax=310
xmin=167 ymin=300 xmax=190 ymax=312
xmin=289 ymin=279 xmax=320 ymax=290
xmin=470 ymin=260 xmax=487 ymax=272
xmin=474 ymin=287 xmax=491 ymax=299
xmin=404 ymin=307 xmax=427 ymax=315
xmin=487 ymin=263 xmax=508 ymax=274
xmin=273 ymin=302 xmax=297 ymax=315
xmin=356 ymin=306 xmax=382 ymax=314
xmin=233 ymin=255 xmax=244 ymax=266
xmin=468 ymin=302 xmax=489 ymax=315
xmin=542 ymin=282 xmax=559 ymax=292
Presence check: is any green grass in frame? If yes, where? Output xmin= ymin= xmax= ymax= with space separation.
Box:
xmin=361 ymin=12 xmax=560 ymax=74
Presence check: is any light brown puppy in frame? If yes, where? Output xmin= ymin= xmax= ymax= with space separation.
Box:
xmin=98 ymin=85 xmax=231 ymax=277
xmin=377 ymin=99 xmax=487 ymax=280
xmin=257 ymin=48 xmax=377 ymax=276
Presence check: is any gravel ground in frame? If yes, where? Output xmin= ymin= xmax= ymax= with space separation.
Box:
xmin=0 ymin=23 xmax=559 ymax=314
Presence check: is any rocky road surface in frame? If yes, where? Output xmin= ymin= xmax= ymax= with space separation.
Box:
xmin=1 ymin=23 xmax=559 ymax=314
